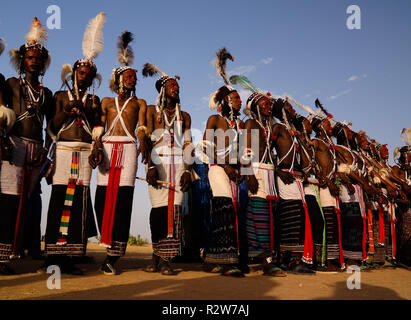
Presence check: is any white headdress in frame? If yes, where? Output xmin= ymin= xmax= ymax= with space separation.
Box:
xmin=9 ymin=18 xmax=51 ymax=81
xmin=142 ymin=63 xmax=181 ymax=124
xmin=61 ymin=12 xmax=106 ymax=99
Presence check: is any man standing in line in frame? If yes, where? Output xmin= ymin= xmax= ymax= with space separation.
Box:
xmin=143 ymin=63 xmax=192 ymax=275
xmin=202 ymin=48 xmax=245 ymax=277
xmin=95 ymin=31 xmax=149 ymax=275
xmin=0 ymin=20 xmax=53 ymax=275
xmin=42 ymin=13 xmax=106 ymax=275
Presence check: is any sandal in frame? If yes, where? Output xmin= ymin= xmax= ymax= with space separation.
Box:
xmin=383 ymin=259 xmax=397 ymax=268
xmin=144 ymin=254 xmax=160 ymax=273
xmin=289 ymin=262 xmax=316 ymax=275
xmin=144 ymin=264 xmax=159 ymax=273
xmin=359 ymin=261 xmax=372 ymax=272
xmin=203 ymin=263 xmax=223 ymax=273
xmin=263 ymin=265 xmax=287 ymax=277
xmin=221 ymin=266 xmax=245 ymax=278
xmin=159 ymin=261 xmax=177 ymax=276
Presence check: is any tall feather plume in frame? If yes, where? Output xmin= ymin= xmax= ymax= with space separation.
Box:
xmin=117 ymin=31 xmax=134 ymax=66
xmin=214 ymin=47 xmax=234 ymax=85
xmin=25 ymin=17 xmax=48 ymax=46
xmin=400 ymin=127 xmax=411 ymax=146
xmin=142 ymin=63 xmax=166 ymax=77
xmin=82 ymin=12 xmax=106 ymax=61
xmin=229 ymin=75 xmax=258 ymax=93
xmin=61 ymin=64 xmax=73 ymax=86
xmin=9 ymin=48 xmax=22 ymax=72
xmin=0 ymin=38 xmax=6 ymax=56
xmin=393 ymin=147 xmax=401 ymax=160
xmin=315 ymin=98 xmax=333 ymax=118
xmin=286 ymin=96 xmax=317 ymax=116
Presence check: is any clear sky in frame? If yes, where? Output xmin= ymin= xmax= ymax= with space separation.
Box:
xmin=1 ymin=0 xmax=410 ymax=241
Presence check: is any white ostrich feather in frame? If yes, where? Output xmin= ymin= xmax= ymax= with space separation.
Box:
xmin=82 ymin=12 xmax=106 ymax=61
xmin=25 ymin=17 xmax=48 ymax=46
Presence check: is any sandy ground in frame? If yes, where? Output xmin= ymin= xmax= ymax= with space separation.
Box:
xmin=0 ymin=243 xmax=410 ymax=300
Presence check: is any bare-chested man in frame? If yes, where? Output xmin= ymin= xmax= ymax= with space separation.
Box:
xmin=270 ymin=101 xmax=315 ymax=274
xmin=0 ymin=37 xmax=14 ymax=161
xmin=42 ymin=13 xmax=106 ymax=275
xmin=143 ymin=63 xmax=192 ymax=275
xmin=241 ymin=91 xmax=287 ymax=276
xmin=310 ymin=116 xmax=346 ymax=271
xmin=95 ymin=31 xmax=149 ymax=275
xmin=291 ymin=113 xmax=328 ymax=270
xmin=392 ymin=145 xmax=411 ymax=265
xmin=0 ymin=20 xmax=53 ymax=275
xmin=200 ymin=49 xmax=246 ymax=277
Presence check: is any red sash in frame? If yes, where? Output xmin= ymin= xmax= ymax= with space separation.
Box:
xmin=378 ymin=205 xmax=385 ymax=244
xmin=100 ymin=142 xmax=124 ymax=246
xmin=334 ymin=198 xmax=345 ymax=269
xmin=12 ymin=167 xmax=33 ymax=256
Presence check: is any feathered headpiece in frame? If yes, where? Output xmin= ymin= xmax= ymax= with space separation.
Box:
xmin=142 ymin=62 xmax=181 ymax=123
xmin=285 ymin=96 xmax=319 ymax=119
xmin=312 ymin=98 xmax=339 ymax=130
xmin=110 ymin=31 xmax=137 ymax=94
xmin=73 ymin=12 xmax=106 ymax=73
xmin=62 ymin=12 xmax=106 ymax=94
xmin=230 ymin=75 xmax=268 ymax=116
xmin=0 ymin=38 xmax=6 ymax=56
xmin=142 ymin=63 xmax=179 ymax=93
xmin=393 ymin=145 xmax=411 ymax=162
xmin=209 ymin=47 xmax=237 ymax=111
xmin=400 ymin=127 xmax=411 ymax=147
xmin=9 ymin=17 xmax=50 ymax=78
xmin=214 ymin=47 xmax=233 ymax=86
xmin=315 ymin=98 xmax=333 ymax=119
xmin=117 ymin=31 xmax=134 ymax=66
xmin=393 ymin=147 xmax=401 ymax=161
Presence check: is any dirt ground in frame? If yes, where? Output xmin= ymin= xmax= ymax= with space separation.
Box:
xmin=0 ymin=243 xmax=410 ymax=300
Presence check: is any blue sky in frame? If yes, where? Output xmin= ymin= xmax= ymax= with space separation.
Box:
xmin=1 ymin=0 xmax=410 ymax=241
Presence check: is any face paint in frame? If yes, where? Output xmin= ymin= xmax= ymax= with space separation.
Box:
xmin=24 ymin=48 xmax=43 ymax=74
xmin=226 ymin=91 xmax=242 ymax=111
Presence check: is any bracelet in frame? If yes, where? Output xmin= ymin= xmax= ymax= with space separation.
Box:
xmin=148 ymin=166 xmax=156 ymax=170
xmin=137 ymin=126 xmax=148 ymax=135
xmin=184 ymin=169 xmax=191 ymax=174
